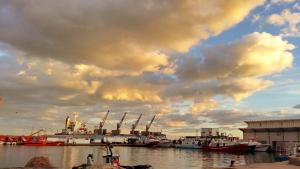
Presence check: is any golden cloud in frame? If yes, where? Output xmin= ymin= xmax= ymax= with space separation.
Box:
xmin=191 ymin=99 xmax=219 ymax=115
xmin=0 ymin=0 xmax=264 ymax=74
xmin=101 ymin=87 xmax=162 ymax=103
xmin=177 ymin=32 xmax=295 ymax=80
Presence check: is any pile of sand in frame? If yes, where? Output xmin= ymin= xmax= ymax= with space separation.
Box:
xmin=24 ymin=156 xmax=53 ymax=168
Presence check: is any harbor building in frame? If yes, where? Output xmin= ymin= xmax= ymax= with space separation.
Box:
xmin=240 ymin=119 xmax=300 ymax=151
xmin=201 ymin=128 xmax=220 ymax=137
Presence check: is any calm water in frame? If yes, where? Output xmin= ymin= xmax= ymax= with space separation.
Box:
xmin=0 ymin=146 xmax=276 ymax=169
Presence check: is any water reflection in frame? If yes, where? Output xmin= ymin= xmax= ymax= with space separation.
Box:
xmin=0 ymin=146 xmax=276 ymax=169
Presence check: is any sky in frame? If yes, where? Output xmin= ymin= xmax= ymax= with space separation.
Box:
xmin=0 ymin=0 xmax=299 ymax=138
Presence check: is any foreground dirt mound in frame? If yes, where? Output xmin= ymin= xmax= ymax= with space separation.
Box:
xmin=289 ymin=157 xmax=300 ymax=166
xmin=72 ymin=165 xmax=120 ymax=169
xmin=24 ymin=156 xmax=53 ymax=168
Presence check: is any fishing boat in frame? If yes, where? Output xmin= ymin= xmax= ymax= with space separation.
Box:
xmin=203 ymin=143 xmax=248 ymax=153
xmin=174 ymin=136 xmax=202 ymax=149
xmin=202 ymin=138 xmax=248 ymax=153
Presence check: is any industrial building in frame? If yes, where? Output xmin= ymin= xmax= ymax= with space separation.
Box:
xmin=240 ymin=119 xmax=300 ymax=151
xmin=201 ymin=128 xmax=220 ymax=137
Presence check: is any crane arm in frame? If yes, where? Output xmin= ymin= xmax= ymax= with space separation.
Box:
xmin=131 ymin=113 xmax=142 ymax=131
xmin=146 ymin=115 xmax=156 ymax=132
xmin=30 ymin=129 xmax=45 ymax=136
xmin=117 ymin=112 xmax=127 ymax=130
xmin=99 ymin=110 xmax=110 ymax=129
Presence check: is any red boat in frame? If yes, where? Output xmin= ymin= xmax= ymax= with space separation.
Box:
xmin=24 ymin=141 xmax=64 ymax=146
xmin=24 ymin=136 xmax=64 ymax=146
xmin=203 ymin=144 xmax=248 ymax=153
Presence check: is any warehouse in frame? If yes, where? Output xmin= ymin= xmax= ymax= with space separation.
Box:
xmin=240 ymin=119 xmax=300 ymax=151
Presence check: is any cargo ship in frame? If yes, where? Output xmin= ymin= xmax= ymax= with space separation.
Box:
xmin=0 ymin=111 xmax=166 ymax=147
xmin=47 ymin=111 xmax=166 ymax=147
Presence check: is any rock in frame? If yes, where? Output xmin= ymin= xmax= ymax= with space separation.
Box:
xmin=289 ymin=157 xmax=300 ymax=166
xmin=24 ymin=156 xmax=53 ymax=168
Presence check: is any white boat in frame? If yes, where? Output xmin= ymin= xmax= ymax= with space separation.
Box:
xmin=248 ymin=141 xmax=271 ymax=152
xmin=255 ymin=144 xmax=271 ymax=152
xmin=174 ymin=136 xmax=202 ymax=149
xmin=157 ymin=138 xmax=172 ymax=148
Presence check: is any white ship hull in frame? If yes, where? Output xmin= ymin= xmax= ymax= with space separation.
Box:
xmin=255 ymin=144 xmax=270 ymax=152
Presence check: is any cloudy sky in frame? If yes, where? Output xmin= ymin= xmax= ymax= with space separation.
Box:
xmin=0 ymin=0 xmax=299 ymax=138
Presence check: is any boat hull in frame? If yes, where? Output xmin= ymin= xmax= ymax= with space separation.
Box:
xmin=157 ymin=142 xmax=172 ymax=148
xmin=203 ymin=144 xmax=248 ymax=153
xmin=255 ymin=144 xmax=270 ymax=152
xmin=24 ymin=141 xmax=64 ymax=146
xmin=175 ymin=144 xmax=201 ymax=149
xmin=246 ymin=145 xmax=256 ymax=153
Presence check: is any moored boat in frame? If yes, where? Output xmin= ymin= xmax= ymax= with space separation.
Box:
xmin=203 ymin=143 xmax=248 ymax=153
xmin=24 ymin=141 xmax=64 ymax=146
xmin=174 ymin=136 xmax=202 ymax=149
xmin=254 ymin=143 xmax=271 ymax=152
xmin=23 ymin=136 xmax=64 ymax=146
xmin=246 ymin=141 xmax=271 ymax=152
xmin=157 ymin=138 xmax=172 ymax=148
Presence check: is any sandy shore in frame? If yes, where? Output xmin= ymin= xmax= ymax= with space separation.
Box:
xmin=217 ymin=161 xmax=299 ymax=169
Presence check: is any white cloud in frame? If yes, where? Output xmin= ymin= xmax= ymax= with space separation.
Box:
xmin=268 ymin=9 xmax=300 ymax=37
xmin=271 ymin=0 xmax=296 ymax=4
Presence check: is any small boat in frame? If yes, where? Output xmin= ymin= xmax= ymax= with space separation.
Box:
xmin=247 ymin=141 xmax=271 ymax=152
xmin=144 ymin=138 xmax=160 ymax=147
xmin=157 ymin=138 xmax=172 ymax=148
xmin=254 ymin=144 xmax=271 ymax=152
xmin=238 ymin=141 xmax=256 ymax=153
xmin=103 ymin=144 xmax=152 ymax=169
xmin=126 ymin=137 xmax=159 ymax=147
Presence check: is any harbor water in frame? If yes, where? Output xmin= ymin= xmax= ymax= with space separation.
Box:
xmin=0 ymin=146 xmax=276 ymax=169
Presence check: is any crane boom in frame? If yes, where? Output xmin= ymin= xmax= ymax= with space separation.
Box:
xmin=146 ymin=115 xmax=156 ymax=132
xmin=30 ymin=129 xmax=45 ymax=136
xmin=99 ymin=110 xmax=110 ymax=130
xmin=117 ymin=112 xmax=127 ymax=130
xmin=131 ymin=113 xmax=142 ymax=131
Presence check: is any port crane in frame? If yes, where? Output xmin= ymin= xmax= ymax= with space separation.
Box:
xmin=30 ymin=129 xmax=46 ymax=136
xmin=146 ymin=115 xmax=156 ymax=132
xmin=131 ymin=113 xmax=143 ymax=134
xmin=117 ymin=112 xmax=127 ymax=130
xmin=99 ymin=110 xmax=110 ymax=130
